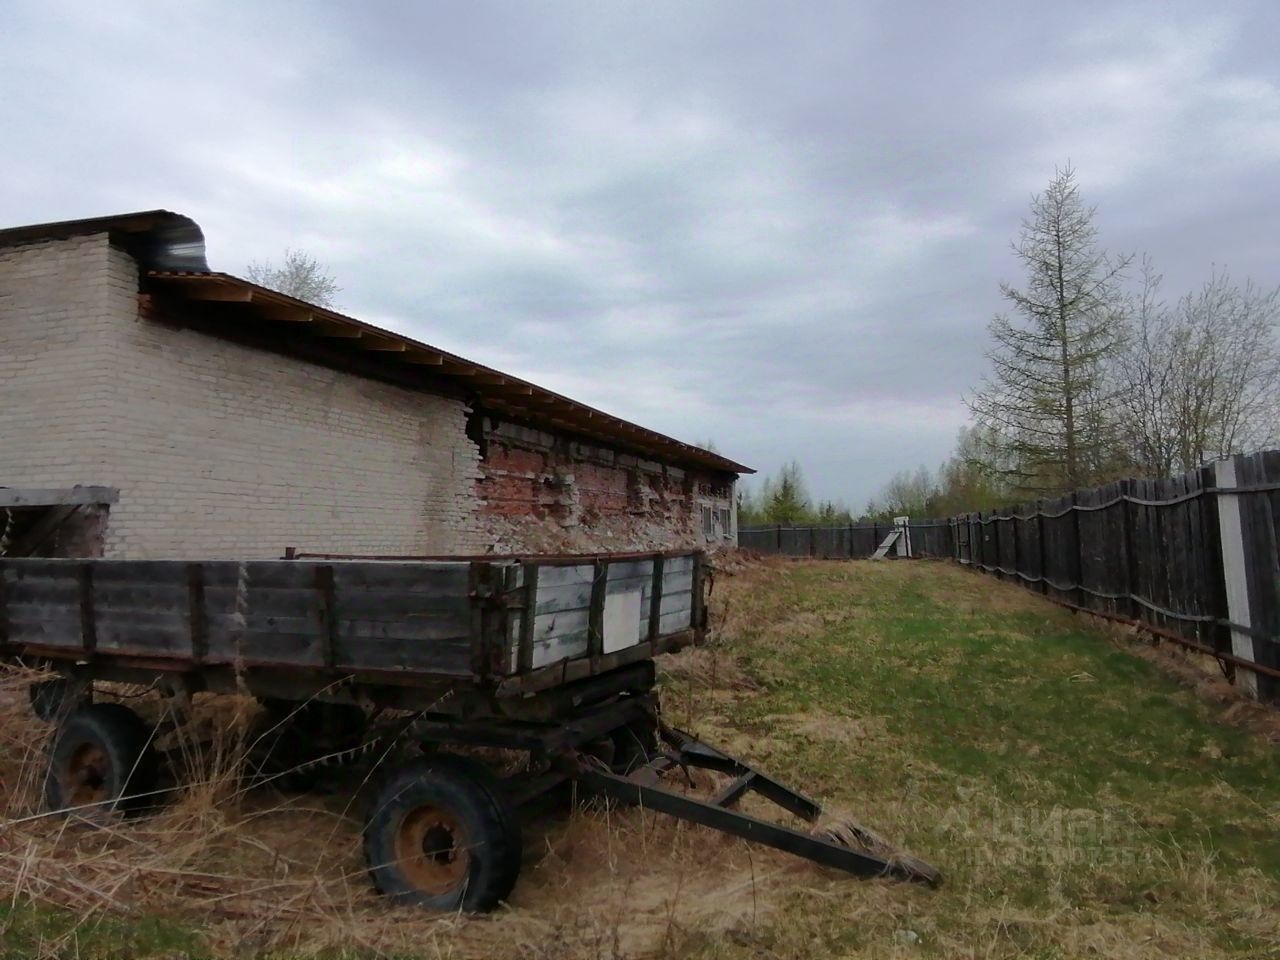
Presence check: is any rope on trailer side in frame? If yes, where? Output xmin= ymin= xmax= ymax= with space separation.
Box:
xmin=229 ymin=560 xmax=251 ymax=694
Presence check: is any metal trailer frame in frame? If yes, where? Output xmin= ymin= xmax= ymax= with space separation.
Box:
xmin=407 ymin=689 xmax=943 ymax=888
xmin=4 ymin=548 xmax=941 ymax=909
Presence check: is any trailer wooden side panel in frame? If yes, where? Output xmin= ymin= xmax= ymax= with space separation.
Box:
xmin=0 ymin=550 xmax=705 ymax=692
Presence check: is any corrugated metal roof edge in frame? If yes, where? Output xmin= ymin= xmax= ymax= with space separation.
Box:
xmin=147 ymin=269 xmax=754 ymax=477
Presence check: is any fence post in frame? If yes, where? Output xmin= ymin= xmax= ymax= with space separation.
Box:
xmin=1069 ymin=492 xmax=1085 ymax=609
xmin=1010 ymin=507 xmax=1020 ymax=581
xmin=991 ymin=510 xmax=1001 ymax=578
xmin=1035 ymin=500 xmax=1047 ymax=595
xmin=1214 ymin=457 xmax=1260 ymax=698
xmin=1120 ymin=479 xmax=1140 ymax=621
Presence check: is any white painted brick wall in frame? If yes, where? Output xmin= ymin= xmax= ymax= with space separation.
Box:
xmin=1 ymin=235 xmax=484 ymax=558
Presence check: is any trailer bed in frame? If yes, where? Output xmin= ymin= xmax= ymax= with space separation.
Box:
xmin=0 ymin=550 xmax=706 ymax=701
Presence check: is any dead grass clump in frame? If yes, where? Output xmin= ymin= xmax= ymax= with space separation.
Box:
xmin=775 ymin=711 xmax=889 ymax=745
xmin=0 ymin=662 xmax=820 ymax=959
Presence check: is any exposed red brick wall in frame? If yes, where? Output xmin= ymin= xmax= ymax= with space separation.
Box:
xmin=472 ymin=417 xmax=735 ymax=553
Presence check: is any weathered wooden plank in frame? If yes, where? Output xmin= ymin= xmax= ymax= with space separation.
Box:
xmin=533 ymin=606 xmax=591 ymax=639
xmin=7 ymin=621 xmax=83 ymax=646
xmin=91 ymin=561 xmax=191 ymax=582
xmin=533 ymin=574 xmax=655 ymax=618
xmin=93 ymin=608 xmax=189 ymax=632
xmin=91 ymin=584 xmax=188 ymax=611
xmin=96 ymin=622 xmax=191 ymax=654
xmin=330 ymin=562 xmax=472 ymax=592
xmin=206 ymin=612 xmax=325 ymax=634
xmin=604 ymin=559 xmax=653 ymax=582
xmin=648 ymin=555 xmax=664 ymax=642
xmin=529 ymin=564 xmax=595 ymax=590
xmin=4 ymin=580 xmax=82 ymax=606
xmin=517 ymin=564 xmax=539 ymax=674
xmin=659 ymin=590 xmax=694 ymax=616
xmin=332 ymin=593 xmax=471 ymax=620
xmin=202 ymin=586 xmax=319 ymax=619
xmin=200 ymin=561 xmax=320 ymax=591
xmin=587 ymin=558 xmax=607 ymax=658
xmin=605 ymin=573 xmax=652 ymax=596
xmin=337 ymin=618 xmax=472 ymax=642
xmin=662 ymin=555 xmax=694 ymax=575
xmin=657 ymin=608 xmax=694 ymax=635
xmin=5 ymin=607 xmax=82 ymax=629
xmin=531 ymin=580 xmax=594 ymax=616
xmin=235 ymin=634 xmax=325 ymax=665
xmin=661 ymin=568 xmax=694 ymax=592
xmin=529 ymin=630 xmax=590 ymax=668
xmin=334 ymin=635 xmax=474 ymax=673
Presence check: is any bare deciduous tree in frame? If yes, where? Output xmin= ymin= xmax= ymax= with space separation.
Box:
xmin=967 ymin=165 xmax=1131 ymax=494
xmin=1117 ymin=267 xmax=1280 ymax=473
xmin=245 ymin=249 xmax=340 ymax=308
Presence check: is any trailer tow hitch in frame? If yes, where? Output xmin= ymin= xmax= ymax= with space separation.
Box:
xmin=569 ymin=723 xmax=942 ymax=887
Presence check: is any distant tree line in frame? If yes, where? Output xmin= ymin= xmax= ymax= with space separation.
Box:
xmin=737 ymin=460 xmax=860 ymax=526
xmin=743 ymin=165 xmax=1279 ymax=525
xmin=738 ymin=428 xmax=1011 ymax=527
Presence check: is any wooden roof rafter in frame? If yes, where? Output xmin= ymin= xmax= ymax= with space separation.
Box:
xmin=145 ymin=269 xmax=752 ymax=476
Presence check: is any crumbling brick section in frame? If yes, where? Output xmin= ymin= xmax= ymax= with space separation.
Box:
xmin=474 ymin=419 xmax=735 ymax=554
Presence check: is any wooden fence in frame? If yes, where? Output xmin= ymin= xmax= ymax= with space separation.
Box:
xmin=955 ymin=449 xmax=1279 ymax=702
xmin=735 ymin=449 xmax=1279 ymax=702
xmin=737 ymin=519 xmax=955 ymax=559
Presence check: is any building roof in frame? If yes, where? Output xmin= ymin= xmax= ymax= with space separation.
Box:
xmin=0 ymin=211 xmax=750 ymax=476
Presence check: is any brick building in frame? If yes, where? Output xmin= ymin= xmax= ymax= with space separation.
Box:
xmin=0 ymin=211 xmax=748 ymax=559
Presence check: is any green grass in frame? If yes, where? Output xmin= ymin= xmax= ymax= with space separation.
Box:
xmin=665 ymin=559 xmax=1280 ymax=959
xmin=0 ymin=904 xmax=201 ymax=960
xmin=3 ymin=558 xmax=1277 ymax=958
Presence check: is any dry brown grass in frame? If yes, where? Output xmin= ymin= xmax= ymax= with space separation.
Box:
xmin=1 ymin=555 xmax=1276 ymax=958
xmin=0 ymin=661 xmax=807 ymax=959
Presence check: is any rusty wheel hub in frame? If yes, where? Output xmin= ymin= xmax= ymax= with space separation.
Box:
xmin=393 ymin=806 xmax=470 ymax=896
xmin=65 ymin=743 xmax=110 ymax=807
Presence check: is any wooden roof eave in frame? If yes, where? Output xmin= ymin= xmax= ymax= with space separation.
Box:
xmin=145 ymin=270 xmax=754 ymax=476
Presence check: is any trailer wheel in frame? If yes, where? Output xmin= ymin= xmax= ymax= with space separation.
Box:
xmin=364 ymin=755 xmax=521 ymax=912
xmin=44 ymin=703 xmax=157 ymax=818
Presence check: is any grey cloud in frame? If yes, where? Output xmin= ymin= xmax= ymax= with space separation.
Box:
xmin=3 ymin=1 xmax=1279 ymax=506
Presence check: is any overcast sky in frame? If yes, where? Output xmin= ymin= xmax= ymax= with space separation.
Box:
xmin=4 ymin=1 xmax=1280 ymax=507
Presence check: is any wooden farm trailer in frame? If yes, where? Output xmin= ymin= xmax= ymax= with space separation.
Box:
xmin=0 ymin=549 xmax=938 ymax=910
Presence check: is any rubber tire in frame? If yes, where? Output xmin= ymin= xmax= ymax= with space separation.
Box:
xmin=44 ymin=703 xmax=157 ymax=818
xmin=364 ymin=755 xmax=522 ymax=913
xmin=29 ymin=678 xmax=72 ymax=722
xmin=424 ymin=753 xmax=524 ymax=893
